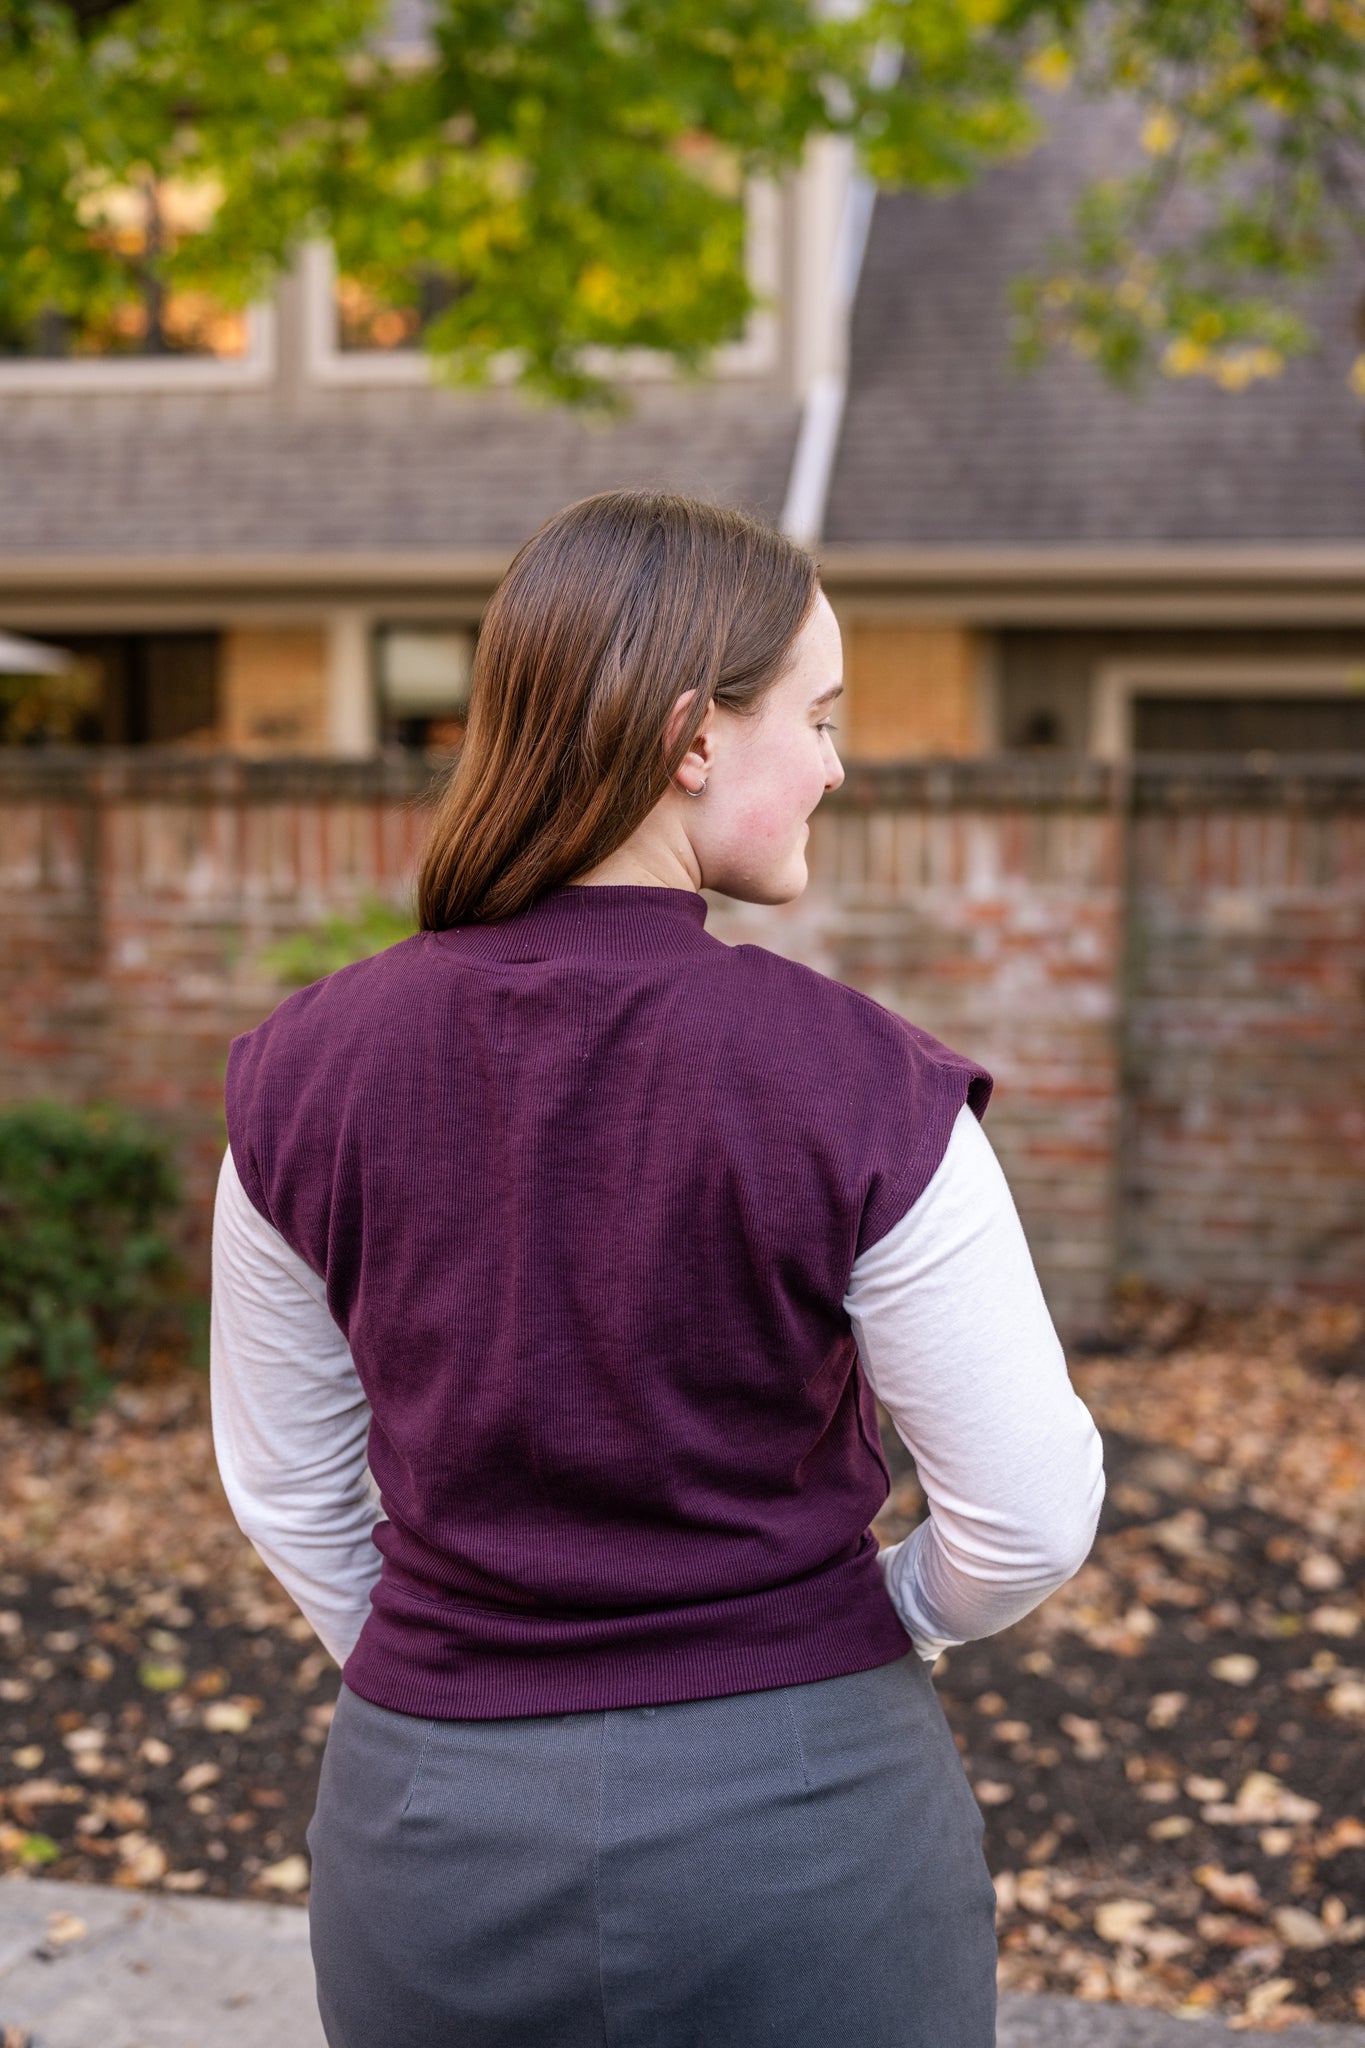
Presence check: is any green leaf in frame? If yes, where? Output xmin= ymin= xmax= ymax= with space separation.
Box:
xmin=137 ymin=1657 xmax=188 ymax=1692
xmin=15 ymin=1831 xmax=61 ymax=1866
xmin=257 ymin=893 xmax=418 ymax=989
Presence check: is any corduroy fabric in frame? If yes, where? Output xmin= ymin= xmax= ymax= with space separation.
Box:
xmin=224 ymin=883 xmax=992 ymax=1720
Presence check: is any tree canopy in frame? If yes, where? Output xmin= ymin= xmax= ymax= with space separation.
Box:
xmin=2 ymin=0 xmax=1363 ymax=403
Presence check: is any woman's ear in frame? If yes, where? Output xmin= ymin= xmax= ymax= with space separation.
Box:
xmin=662 ymin=688 xmax=699 ymax=757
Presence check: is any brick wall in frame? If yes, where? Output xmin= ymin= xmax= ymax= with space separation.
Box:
xmin=708 ymin=762 xmax=1124 ymax=1331
xmin=1123 ymin=762 xmax=1365 ymax=1305
xmin=0 ymin=754 xmax=430 ymax=1262
xmin=2 ymin=751 xmax=1361 ymax=1334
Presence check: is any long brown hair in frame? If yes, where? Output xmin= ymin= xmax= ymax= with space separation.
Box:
xmin=416 ymin=489 xmax=819 ymax=929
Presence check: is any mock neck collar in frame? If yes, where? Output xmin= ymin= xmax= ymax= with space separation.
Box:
xmin=433 ymin=884 xmax=712 ymax=964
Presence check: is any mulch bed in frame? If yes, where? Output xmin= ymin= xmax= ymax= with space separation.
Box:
xmin=1 ymin=1299 xmax=1362 ymax=2031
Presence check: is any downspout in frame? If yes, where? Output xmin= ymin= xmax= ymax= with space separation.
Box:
xmin=781 ymin=41 xmax=897 ymax=548
xmin=780 ymin=170 xmax=877 ymax=547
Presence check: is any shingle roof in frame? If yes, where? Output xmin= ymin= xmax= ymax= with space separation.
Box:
xmin=0 ymin=388 xmax=798 ymax=557
xmin=825 ymin=96 xmax=1365 ymax=546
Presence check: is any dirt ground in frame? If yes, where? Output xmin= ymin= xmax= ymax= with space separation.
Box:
xmin=0 ymin=1298 xmax=1362 ymax=2032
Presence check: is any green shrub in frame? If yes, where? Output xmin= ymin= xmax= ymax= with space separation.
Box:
xmin=0 ymin=1101 xmax=183 ymax=1420
xmin=258 ymin=893 xmax=417 ymax=990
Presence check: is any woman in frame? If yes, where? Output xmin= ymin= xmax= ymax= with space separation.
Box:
xmin=210 ymin=489 xmax=1104 ymax=2048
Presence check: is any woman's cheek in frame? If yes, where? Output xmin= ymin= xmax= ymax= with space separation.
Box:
xmin=738 ymin=785 xmax=799 ymax=852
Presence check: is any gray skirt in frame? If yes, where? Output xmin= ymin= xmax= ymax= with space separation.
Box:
xmin=306 ymin=1651 xmax=997 ymax=2048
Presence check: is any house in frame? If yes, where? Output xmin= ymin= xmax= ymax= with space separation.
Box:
xmin=5 ymin=94 xmax=1365 ymax=760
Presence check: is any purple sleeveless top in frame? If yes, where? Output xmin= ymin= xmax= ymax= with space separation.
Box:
xmin=225 ymin=884 xmax=992 ymax=1718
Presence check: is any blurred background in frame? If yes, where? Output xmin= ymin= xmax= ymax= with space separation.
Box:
xmin=0 ymin=4 xmax=1362 ymax=2029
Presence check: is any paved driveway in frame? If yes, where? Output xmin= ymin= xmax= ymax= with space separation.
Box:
xmin=2 ymin=1877 xmax=1362 ymax=2047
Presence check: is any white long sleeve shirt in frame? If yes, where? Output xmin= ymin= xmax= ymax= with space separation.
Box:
xmin=210 ymin=1103 xmax=1104 ymax=1672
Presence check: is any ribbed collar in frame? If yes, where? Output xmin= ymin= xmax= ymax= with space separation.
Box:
xmin=432 ymin=884 xmax=712 ymax=964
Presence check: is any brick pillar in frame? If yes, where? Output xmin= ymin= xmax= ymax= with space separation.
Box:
xmin=1123 ymin=764 xmax=1365 ymax=1305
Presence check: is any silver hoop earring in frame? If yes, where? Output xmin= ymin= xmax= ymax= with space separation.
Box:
xmin=682 ymin=779 xmax=706 ymax=797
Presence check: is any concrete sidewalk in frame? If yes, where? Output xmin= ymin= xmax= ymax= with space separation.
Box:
xmin=2 ymin=1876 xmax=1363 ymax=2047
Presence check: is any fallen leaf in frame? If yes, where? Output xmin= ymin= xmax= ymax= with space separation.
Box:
xmin=1198 ymin=1913 xmax=1269 ymax=1947
xmin=1095 ymin=1898 xmax=1154 ymax=1944
xmin=10 ymin=1780 xmax=81 ymax=1809
xmin=1134 ymin=1923 xmax=1193 ymax=1961
xmin=973 ymin=1779 xmax=1014 ymax=1806
xmin=177 ymin=1761 xmax=222 ymax=1794
xmin=1150 ymin=1510 xmax=1210 ymax=1559
xmin=1317 ymin=1816 xmax=1365 ymax=1857
xmin=1196 ymin=1865 xmax=1264 ymax=1912
xmin=94 ymin=1794 xmax=147 ymax=1830
xmin=137 ymin=1658 xmax=186 ymax=1693
xmin=1309 ymin=1605 xmax=1360 ymax=1639
xmin=43 ymin=1911 xmax=87 ymax=1947
xmin=1230 ymin=1977 xmax=1312 ymax=2030
xmin=114 ymin=1832 xmax=168 ymax=1884
xmin=1201 ymin=1772 xmax=1320 ymax=1826
xmin=1273 ymin=1905 xmax=1332 ymax=1950
xmin=258 ymin=1853 xmax=310 ymax=1893
xmin=12 ymin=1833 xmax=59 ymax=1867
xmin=202 ymin=1699 xmax=255 ymax=1733
xmin=1058 ymin=1714 xmax=1107 ymax=1761
xmin=1074 ymin=1959 xmax=1112 ymax=2001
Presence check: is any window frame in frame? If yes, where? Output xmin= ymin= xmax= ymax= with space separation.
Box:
xmin=0 ymin=303 xmax=277 ymax=393
xmin=1091 ymin=656 xmax=1365 ymax=759
xmin=299 ymin=176 xmax=782 ymax=389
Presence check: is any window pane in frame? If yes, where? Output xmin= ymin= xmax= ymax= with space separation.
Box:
xmin=1134 ymin=695 xmax=1365 ymax=753
xmin=378 ymin=627 xmax=473 ymax=753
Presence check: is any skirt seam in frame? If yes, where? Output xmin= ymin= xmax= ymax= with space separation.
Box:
xmin=593 ymin=1712 xmax=612 ymax=2048
xmin=398 ymin=1713 xmax=436 ymax=1819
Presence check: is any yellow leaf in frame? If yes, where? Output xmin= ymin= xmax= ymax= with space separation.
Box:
xmin=1026 ymin=45 xmax=1073 ymax=92
xmin=137 ymin=1658 xmax=186 ymax=1693
xmin=1141 ymin=109 xmax=1179 ymax=156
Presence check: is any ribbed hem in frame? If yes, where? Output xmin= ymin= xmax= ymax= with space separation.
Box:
xmin=427 ymin=884 xmax=714 ymax=966
xmin=340 ymin=1546 xmax=912 ymax=1721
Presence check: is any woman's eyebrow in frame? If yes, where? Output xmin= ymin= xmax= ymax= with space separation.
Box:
xmin=810 ymin=682 xmax=844 ymax=708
